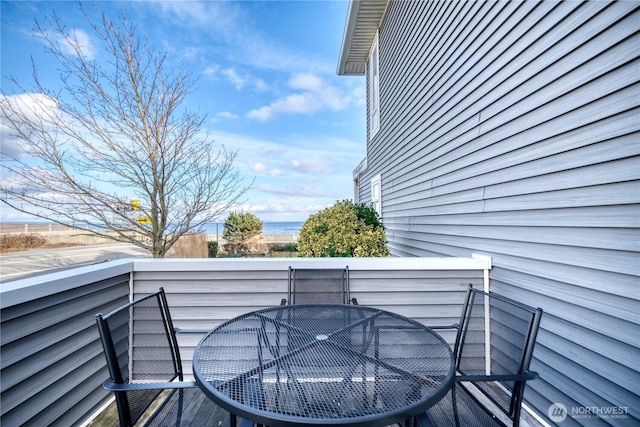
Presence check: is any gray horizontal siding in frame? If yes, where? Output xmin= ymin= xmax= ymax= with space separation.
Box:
xmin=0 ymin=258 xmax=486 ymax=425
xmin=0 ymin=256 xmax=488 ymax=426
xmin=0 ymin=265 xmax=131 ymax=426
xmin=358 ymin=0 xmax=640 ymax=424
xmin=133 ymin=258 xmax=486 ymax=376
xmin=5 ymin=253 xmax=636 ymax=425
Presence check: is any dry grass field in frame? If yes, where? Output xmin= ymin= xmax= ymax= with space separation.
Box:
xmin=0 ymin=233 xmax=81 ymax=253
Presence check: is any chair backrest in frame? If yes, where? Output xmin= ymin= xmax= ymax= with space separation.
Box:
xmin=454 ymin=285 xmax=543 ymax=423
xmin=96 ymin=288 xmax=182 ymax=426
xmin=288 ymin=267 xmax=350 ymax=304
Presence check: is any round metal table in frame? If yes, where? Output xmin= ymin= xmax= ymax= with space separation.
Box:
xmin=194 ymin=304 xmax=454 ymax=427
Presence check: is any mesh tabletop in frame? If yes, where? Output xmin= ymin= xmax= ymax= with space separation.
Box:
xmin=194 ymin=304 xmax=454 ymax=427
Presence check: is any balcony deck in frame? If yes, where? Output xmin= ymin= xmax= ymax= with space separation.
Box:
xmin=1 ymin=256 xmax=637 ymax=426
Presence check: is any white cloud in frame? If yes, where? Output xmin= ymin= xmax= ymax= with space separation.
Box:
xmin=234 ymin=202 xmax=327 ymax=220
xmin=203 ymin=65 xmax=220 ymax=76
xmin=153 ymin=1 xmax=331 ymax=74
xmin=210 ymin=110 xmax=239 ymax=123
xmin=183 ymin=130 xmax=361 ymax=221
xmin=222 ymin=68 xmax=246 ymax=89
xmin=218 ymin=111 xmax=239 ymax=119
xmin=0 ymin=121 xmax=20 ymax=157
xmin=203 ymin=65 xmax=270 ymax=92
xmin=289 ymin=158 xmax=334 ymax=174
xmin=254 ymin=78 xmax=269 ymax=92
xmin=247 ymin=73 xmax=349 ymax=122
xmin=252 ymin=162 xmax=266 ymax=172
xmin=2 ymin=93 xmax=59 ymax=120
xmin=206 ymin=130 xmax=362 ymax=171
xmin=351 ymin=86 xmax=366 ymax=106
xmin=253 ymin=163 xmax=285 ymax=177
xmin=289 ymin=73 xmax=324 ymax=92
xmin=246 ymin=106 xmax=273 ymax=122
xmin=181 ymin=46 xmax=199 ymax=60
xmin=1 ymin=93 xmax=61 ymax=157
xmin=247 ymin=93 xmax=319 ymax=121
xmin=154 ymin=1 xmax=242 ymax=34
xmin=254 ymin=183 xmax=336 ymax=199
xmin=47 ymin=28 xmax=96 ymax=60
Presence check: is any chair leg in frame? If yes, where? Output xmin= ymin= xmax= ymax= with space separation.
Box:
xmin=397 ymin=418 xmax=417 ymax=427
xmin=235 ymin=416 xmax=256 ymax=427
xmin=452 ymin=385 xmax=461 ymax=427
xmin=415 ymin=413 xmax=437 ymax=426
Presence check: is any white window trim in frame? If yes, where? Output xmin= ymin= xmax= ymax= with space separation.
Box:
xmin=353 ymin=157 xmax=368 ymax=204
xmin=368 ymin=33 xmax=380 ymax=139
xmin=370 ymin=173 xmax=382 ymax=217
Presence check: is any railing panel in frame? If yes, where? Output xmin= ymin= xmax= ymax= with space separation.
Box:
xmin=0 ymin=262 xmax=132 ymax=426
xmin=0 ymin=257 xmax=488 ymax=426
xmin=132 ymin=257 xmax=488 ymax=377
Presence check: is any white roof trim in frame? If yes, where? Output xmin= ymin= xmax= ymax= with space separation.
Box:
xmin=337 ymin=0 xmax=389 ymax=76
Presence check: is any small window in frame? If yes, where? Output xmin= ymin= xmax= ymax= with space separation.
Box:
xmin=368 ymin=34 xmax=380 ymax=138
xmin=370 ymin=174 xmax=381 ymax=217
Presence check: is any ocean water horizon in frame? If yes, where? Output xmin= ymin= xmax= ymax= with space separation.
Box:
xmin=1 ymin=220 xmax=305 ymax=235
xmin=203 ymin=221 xmax=304 ymax=236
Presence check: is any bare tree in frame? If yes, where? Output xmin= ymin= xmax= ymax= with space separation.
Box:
xmin=0 ymin=6 xmax=251 ymax=257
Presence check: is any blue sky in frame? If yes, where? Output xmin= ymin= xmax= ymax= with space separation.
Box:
xmin=1 ymin=0 xmax=366 ymax=222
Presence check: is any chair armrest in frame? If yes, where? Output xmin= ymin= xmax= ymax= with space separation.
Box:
xmin=103 ymin=380 xmax=198 ymax=391
xmin=457 ymin=371 xmax=539 ymax=382
xmin=174 ymin=327 xmax=209 ymax=334
xmin=428 ymin=323 xmax=459 ymax=330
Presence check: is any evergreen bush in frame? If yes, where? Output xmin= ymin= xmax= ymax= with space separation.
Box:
xmin=222 ymin=212 xmax=263 ymax=252
xmin=207 ymin=241 xmax=218 ymax=258
xmin=298 ymin=200 xmax=389 ymax=257
xmin=270 ymin=242 xmax=298 ymax=252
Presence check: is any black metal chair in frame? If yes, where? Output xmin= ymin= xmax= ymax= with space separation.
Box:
xmin=95 ymin=288 xmax=234 ymax=427
xmin=280 ymin=266 xmax=358 ymax=305
xmin=415 ymin=284 xmax=543 ymax=427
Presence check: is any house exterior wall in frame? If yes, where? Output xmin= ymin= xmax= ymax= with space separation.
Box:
xmin=353 ymin=0 xmax=640 ymax=424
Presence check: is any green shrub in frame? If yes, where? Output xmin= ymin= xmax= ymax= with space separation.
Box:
xmin=222 ymin=212 xmax=263 ymax=251
xmin=217 ymin=250 xmax=248 ymax=258
xmin=207 ymin=241 xmax=218 ymax=258
xmin=298 ymin=200 xmax=389 ymax=257
xmin=270 ymin=242 xmax=298 ymax=252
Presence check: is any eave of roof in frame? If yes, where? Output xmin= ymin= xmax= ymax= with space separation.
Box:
xmin=337 ymin=0 xmax=389 ymax=76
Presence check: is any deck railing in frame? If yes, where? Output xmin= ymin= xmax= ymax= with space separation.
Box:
xmin=1 ymin=256 xmax=637 ymax=426
xmin=0 ymin=257 xmax=486 ymax=426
